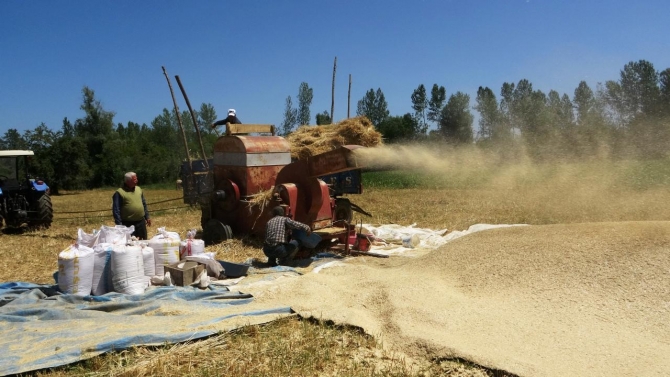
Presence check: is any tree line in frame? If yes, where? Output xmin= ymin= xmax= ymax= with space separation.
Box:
xmin=2 ymin=59 xmax=669 ymax=192
xmin=0 ymin=87 xmax=219 ymax=192
xmin=358 ymin=59 xmax=670 ymax=162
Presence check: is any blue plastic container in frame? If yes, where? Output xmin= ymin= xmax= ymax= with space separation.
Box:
xmin=218 ymin=260 xmax=250 ymax=278
xmin=292 ymin=229 xmax=322 ymax=249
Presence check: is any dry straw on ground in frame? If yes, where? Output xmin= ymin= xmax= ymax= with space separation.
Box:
xmin=286 ymin=116 xmax=383 ymax=160
xmin=5 ymin=146 xmax=670 ymax=377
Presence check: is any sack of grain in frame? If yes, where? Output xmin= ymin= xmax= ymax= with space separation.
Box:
xmin=148 ymin=228 xmax=181 ymax=276
xmin=58 ymin=244 xmax=94 ymax=296
xmin=140 ymin=244 xmax=156 ymax=278
xmin=91 ymin=242 xmax=114 ymax=295
xmin=111 ymin=244 xmax=147 ymax=295
xmin=77 ymin=228 xmax=100 ymax=248
xmin=99 ymin=225 xmax=134 ymax=245
xmin=179 ymin=238 xmax=205 ymax=259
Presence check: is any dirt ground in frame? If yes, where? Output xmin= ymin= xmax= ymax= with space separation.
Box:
xmin=236 ymin=221 xmax=670 ymax=377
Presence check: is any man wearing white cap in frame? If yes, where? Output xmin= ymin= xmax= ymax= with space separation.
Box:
xmin=211 ymin=109 xmax=242 ymax=129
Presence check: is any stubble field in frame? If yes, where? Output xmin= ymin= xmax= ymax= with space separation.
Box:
xmin=4 ymin=151 xmax=670 ymax=376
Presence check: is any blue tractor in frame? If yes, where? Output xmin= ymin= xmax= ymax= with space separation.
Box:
xmin=0 ymin=150 xmax=53 ymax=229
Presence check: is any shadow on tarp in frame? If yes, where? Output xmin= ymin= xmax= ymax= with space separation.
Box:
xmin=0 ymin=282 xmax=292 ymax=376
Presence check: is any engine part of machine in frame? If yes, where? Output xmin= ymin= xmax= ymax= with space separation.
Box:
xmin=0 ymin=150 xmax=53 ymax=229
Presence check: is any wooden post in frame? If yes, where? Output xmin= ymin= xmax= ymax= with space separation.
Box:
xmin=347 ymin=74 xmax=352 ymax=119
xmin=161 ymin=66 xmax=191 ymax=172
xmin=175 ymin=75 xmax=209 ymax=170
xmin=331 ymin=56 xmax=337 ymax=124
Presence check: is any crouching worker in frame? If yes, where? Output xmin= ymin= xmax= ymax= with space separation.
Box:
xmin=263 ymin=206 xmax=311 ymax=267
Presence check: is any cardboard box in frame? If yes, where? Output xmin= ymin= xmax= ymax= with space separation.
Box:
xmin=165 ymin=261 xmax=205 ymax=286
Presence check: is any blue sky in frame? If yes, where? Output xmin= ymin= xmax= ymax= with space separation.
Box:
xmin=2 ymin=0 xmax=669 ymax=134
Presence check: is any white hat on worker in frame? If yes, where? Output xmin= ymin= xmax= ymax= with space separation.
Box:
xmin=228 ymin=109 xmax=236 ymax=116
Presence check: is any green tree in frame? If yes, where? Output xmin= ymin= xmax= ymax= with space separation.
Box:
xmin=49 ymin=118 xmax=92 ymax=191
xmin=316 ymin=111 xmax=331 ymax=125
xmin=658 ymin=68 xmax=670 ymax=117
xmin=474 ymin=86 xmax=503 ymax=141
xmin=411 ymin=84 xmax=428 ymax=134
xmin=1 ymin=129 xmax=27 ymax=150
xmin=377 ymin=113 xmax=418 ymax=143
xmin=573 ymin=81 xmax=596 ymax=125
xmin=281 ymin=96 xmax=298 ymax=135
xmin=297 ymin=82 xmax=313 ymax=126
xmin=439 ymin=92 xmax=473 ymax=143
xmin=356 ymin=88 xmax=389 ymax=127
xmin=74 ymin=86 xmax=116 ymax=187
xmin=605 ymin=60 xmax=660 ymax=123
xmin=427 ymin=84 xmax=446 ymax=126
xmin=547 ymin=90 xmax=574 ymax=130
xmin=22 ymin=123 xmax=57 ymax=182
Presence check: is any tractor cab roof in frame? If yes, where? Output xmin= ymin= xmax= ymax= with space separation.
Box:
xmin=0 ymin=150 xmax=34 ymax=157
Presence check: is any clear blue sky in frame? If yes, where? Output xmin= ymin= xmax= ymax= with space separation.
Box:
xmin=2 ymin=0 xmax=669 ymax=134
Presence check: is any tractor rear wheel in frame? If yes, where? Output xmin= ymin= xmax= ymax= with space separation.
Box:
xmin=29 ymin=194 xmax=53 ymax=229
xmin=202 ymin=219 xmax=233 ymax=246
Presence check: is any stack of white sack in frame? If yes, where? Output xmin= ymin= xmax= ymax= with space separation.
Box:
xmin=148 ymin=227 xmax=180 ymax=276
xmin=57 ymin=244 xmax=95 ymax=296
xmin=111 ymin=244 xmax=147 ymax=295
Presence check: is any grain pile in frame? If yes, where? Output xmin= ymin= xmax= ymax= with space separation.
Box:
xmin=286 ymin=116 xmax=383 ymax=160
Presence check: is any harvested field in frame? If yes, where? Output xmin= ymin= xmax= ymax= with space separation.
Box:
xmin=3 ymin=154 xmax=670 ymax=376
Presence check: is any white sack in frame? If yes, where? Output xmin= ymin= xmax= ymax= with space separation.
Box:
xmin=58 ymin=244 xmax=94 ymax=296
xmin=141 ymin=245 xmax=156 ymax=278
xmin=111 ymin=244 xmax=146 ymax=295
xmin=179 ymin=239 xmax=205 ymax=259
xmin=148 ymin=229 xmax=180 ymax=276
xmin=77 ymin=228 xmax=100 ymax=248
xmin=91 ymin=243 xmax=114 ymax=296
xmin=99 ymin=225 xmax=134 ymax=245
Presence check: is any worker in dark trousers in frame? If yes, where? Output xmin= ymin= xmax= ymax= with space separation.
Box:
xmin=263 ymin=206 xmax=311 ymax=266
xmin=112 ymin=172 xmax=152 ymax=240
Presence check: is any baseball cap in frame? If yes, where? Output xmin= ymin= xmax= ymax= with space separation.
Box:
xmin=228 ymin=109 xmax=236 ymax=116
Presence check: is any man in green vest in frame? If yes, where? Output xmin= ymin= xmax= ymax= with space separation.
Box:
xmin=112 ymin=172 xmax=152 ymax=240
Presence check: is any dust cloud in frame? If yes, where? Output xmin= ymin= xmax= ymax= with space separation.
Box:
xmin=356 ymin=142 xmax=629 ymax=189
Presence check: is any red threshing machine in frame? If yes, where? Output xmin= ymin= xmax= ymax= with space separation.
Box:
xmin=194 ymin=124 xmax=369 ymax=249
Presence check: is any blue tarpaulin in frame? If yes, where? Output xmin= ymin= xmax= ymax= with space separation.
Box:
xmin=0 ymin=282 xmax=292 ymax=376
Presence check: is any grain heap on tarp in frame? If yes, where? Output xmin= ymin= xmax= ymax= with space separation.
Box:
xmin=286 ymin=116 xmax=383 ymax=161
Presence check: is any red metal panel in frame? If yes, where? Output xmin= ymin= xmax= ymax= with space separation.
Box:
xmin=214 ymin=136 xmax=290 ymax=154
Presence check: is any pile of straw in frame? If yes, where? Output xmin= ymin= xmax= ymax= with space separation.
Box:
xmin=286 ymin=116 xmax=383 ymax=160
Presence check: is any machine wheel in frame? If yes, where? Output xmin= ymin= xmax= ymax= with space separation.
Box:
xmin=202 ymin=219 xmax=233 ymax=246
xmin=334 ymin=198 xmax=353 ymax=224
xmin=29 ymin=194 xmax=53 ymax=229
xmin=200 ymin=202 xmax=212 ymax=230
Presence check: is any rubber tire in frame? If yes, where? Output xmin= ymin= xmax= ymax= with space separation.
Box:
xmin=29 ymin=194 xmax=53 ymax=229
xmin=200 ymin=202 xmax=212 ymax=230
xmin=334 ymin=198 xmax=353 ymax=224
xmin=202 ymin=219 xmax=233 ymax=246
